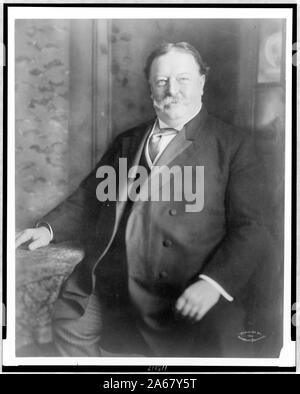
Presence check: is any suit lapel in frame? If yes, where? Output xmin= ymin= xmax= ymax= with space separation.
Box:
xmin=140 ymin=107 xmax=209 ymax=197
xmin=121 ymin=122 xmax=153 ymax=165
xmin=116 ymin=122 xmax=153 ymax=223
xmin=154 ymin=106 xmax=208 ymax=168
xmin=154 ymin=129 xmax=192 ymax=167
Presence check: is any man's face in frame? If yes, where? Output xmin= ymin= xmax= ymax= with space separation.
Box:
xmin=149 ymin=49 xmax=205 ymax=125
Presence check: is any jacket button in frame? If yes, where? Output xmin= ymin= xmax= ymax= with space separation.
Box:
xmin=169 ymin=208 xmax=177 ymax=216
xmin=163 ymin=239 xmax=172 ymax=247
xmin=159 ymin=271 xmax=168 ymax=279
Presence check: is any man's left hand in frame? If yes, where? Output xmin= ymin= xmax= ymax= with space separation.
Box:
xmin=175 ymin=280 xmax=221 ymax=322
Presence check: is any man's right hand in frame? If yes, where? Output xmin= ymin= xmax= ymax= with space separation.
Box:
xmin=15 ymin=227 xmax=52 ymax=250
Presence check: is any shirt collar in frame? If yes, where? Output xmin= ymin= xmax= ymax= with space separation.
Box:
xmin=157 ymin=103 xmax=202 ymax=131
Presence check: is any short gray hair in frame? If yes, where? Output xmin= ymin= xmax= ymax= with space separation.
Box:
xmin=144 ymin=42 xmax=209 ymax=80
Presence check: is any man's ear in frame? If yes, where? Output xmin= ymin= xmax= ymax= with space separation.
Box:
xmin=200 ymin=74 xmax=206 ymax=95
xmin=200 ymin=74 xmax=206 ymax=87
xmin=149 ymin=84 xmax=154 ymax=100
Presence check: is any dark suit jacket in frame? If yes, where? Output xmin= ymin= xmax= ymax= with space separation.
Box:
xmin=42 ymin=107 xmax=275 ymax=356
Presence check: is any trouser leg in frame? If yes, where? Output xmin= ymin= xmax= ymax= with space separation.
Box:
xmin=52 ymin=292 xmax=103 ymax=357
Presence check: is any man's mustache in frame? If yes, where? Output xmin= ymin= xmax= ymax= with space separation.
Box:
xmin=153 ymin=95 xmax=185 ymax=109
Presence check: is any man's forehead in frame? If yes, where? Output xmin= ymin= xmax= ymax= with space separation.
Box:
xmin=150 ymin=50 xmax=200 ymax=75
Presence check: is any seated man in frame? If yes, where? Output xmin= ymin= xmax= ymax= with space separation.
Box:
xmin=16 ymin=42 xmax=273 ymax=357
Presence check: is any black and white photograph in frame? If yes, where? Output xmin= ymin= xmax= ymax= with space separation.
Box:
xmin=1 ymin=3 xmax=296 ymax=372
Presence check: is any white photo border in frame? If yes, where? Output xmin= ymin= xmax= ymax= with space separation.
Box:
xmin=2 ymin=3 xmax=296 ymax=370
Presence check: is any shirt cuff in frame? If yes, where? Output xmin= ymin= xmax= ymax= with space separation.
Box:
xmin=36 ymin=221 xmax=53 ymax=241
xmin=199 ymin=274 xmax=234 ymax=302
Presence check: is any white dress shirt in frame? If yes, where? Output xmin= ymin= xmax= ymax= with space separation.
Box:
xmin=145 ymin=106 xmax=202 ymax=167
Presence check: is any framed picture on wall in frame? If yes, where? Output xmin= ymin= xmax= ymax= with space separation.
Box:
xmin=257 ymin=19 xmax=285 ymax=84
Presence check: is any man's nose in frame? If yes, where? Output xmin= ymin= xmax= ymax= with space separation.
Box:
xmin=167 ymin=78 xmax=180 ymax=96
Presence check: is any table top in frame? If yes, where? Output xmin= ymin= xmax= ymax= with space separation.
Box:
xmin=16 ymin=242 xmax=85 ymax=286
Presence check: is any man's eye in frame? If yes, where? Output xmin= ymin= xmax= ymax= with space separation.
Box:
xmin=178 ymin=77 xmax=190 ymax=83
xmin=156 ymin=79 xmax=168 ymax=86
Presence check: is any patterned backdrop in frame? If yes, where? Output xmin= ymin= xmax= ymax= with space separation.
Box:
xmin=15 ymin=20 xmax=70 ymax=229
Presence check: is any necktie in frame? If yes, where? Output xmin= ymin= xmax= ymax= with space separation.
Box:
xmin=148 ymin=127 xmax=178 ymax=163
